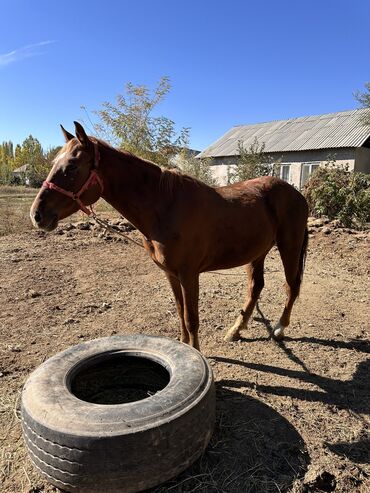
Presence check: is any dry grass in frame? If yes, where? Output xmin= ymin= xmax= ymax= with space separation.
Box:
xmin=1 ymin=387 xmax=306 ymax=493
xmin=0 ymin=186 xmax=38 ymax=197
xmin=0 ymin=385 xmax=44 ymax=493
xmin=0 ymin=186 xmax=38 ymax=236
xmin=149 ymin=386 xmax=308 ymax=493
xmin=0 ymin=186 xmax=117 ymax=237
xmin=0 ymin=198 xmax=34 ymax=236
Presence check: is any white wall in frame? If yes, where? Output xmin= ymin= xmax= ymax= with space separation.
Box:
xmin=209 ymin=148 xmax=357 ymax=189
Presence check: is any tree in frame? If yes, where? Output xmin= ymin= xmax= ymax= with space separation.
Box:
xmin=88 ymin=76 xmax=190 ymax=167
xmin=354 ymin=82 xmax=370 ymax=126
xmin=228 ymin=137 xmax=281 ymax=183
xmin=14 ymin=135 xmax=47 ymax=187
xmin=45 ymin=146 xmax=62 ymax=168
xmin=176 ymin=150 xmax=217 ymax=186
xmin=0 ymin=141 xmax=15 ymax=185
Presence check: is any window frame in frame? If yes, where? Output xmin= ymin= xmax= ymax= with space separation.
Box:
xmin=300 ymin=161 xmax=320 ymax=188
xmin=280 ymin=163 xmax=291 ymax=182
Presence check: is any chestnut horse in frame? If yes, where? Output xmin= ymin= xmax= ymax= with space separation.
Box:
xmin=30 ymin=122 xmax=308 ymax=351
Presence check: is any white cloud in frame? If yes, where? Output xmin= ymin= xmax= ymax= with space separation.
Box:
xmin=0 ymin=40 xmax=56 ymax=67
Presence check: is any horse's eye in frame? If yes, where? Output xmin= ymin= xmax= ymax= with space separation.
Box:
xmin=63 ymin=163 xmax=78 ymax=177
xmin=68 ymin=163 xmax=78 ymax=172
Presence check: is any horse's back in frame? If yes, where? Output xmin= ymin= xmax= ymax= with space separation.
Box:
xmin=215 ymin=175 xmax=308 ymax=244
xmin=216 ymin=175 xmax=307 ymax=221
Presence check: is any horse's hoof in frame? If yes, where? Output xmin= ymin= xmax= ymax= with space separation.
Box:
xmin=224 ymin=330 xmax=240 ymax=342
xmin=272 ymin=324 xmax=285 ymax=341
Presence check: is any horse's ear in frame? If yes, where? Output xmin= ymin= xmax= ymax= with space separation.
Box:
xmin=74 ymin=121 xmax=90 ymax=149
xmin=60 ymin=125 xmax=74 ymax=142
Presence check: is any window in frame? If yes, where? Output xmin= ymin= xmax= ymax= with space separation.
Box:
xmin=300 ymin=162 xmax=320 ymax=188
xmin=280 ymin=164 xmax=290 ymax=182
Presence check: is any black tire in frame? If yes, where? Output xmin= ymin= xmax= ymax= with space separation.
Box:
xmin=21 ymin=335 xmax=215 ymax=493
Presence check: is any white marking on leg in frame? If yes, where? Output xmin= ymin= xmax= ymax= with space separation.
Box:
xmin=273 ymin=322 xmax=285 ymax=340
xmin=224 ymin=313 xmax=245 ymax=342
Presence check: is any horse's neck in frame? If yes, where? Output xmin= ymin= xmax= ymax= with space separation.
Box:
xmin=100 ymin=147 xmax=162 ymax=237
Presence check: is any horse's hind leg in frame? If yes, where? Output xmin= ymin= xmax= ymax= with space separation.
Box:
xmin=165 ymin=273 xmax=189 ymax=344
xmin=273 ymin=237 xmax=306 ymax=340
xmin=224 ymin=255 xmax=266 ymax=342
xmin=179 ymin=273 xmax=200 ymax=350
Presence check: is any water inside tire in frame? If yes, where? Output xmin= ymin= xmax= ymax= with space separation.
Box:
xmin=70 ymin=354 xmax=170 ymax=405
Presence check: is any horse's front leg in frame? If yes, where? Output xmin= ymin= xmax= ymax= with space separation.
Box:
xmin=179 ymin=273 xmax=200 ymax=351
xmin=165 ymin=273 xmax=189 ymax=344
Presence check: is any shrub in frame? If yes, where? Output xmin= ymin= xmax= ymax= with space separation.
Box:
xmin=228 ymin=138 xmax=281 ymax=183
xmin=303 ymin=161 xmax=370 ymax=228
xmin=177 ymin=152 xmax=217 ymax=186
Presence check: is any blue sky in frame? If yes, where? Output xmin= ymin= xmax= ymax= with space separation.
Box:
xmin=1 ymin=0 xmax=369 ymax=151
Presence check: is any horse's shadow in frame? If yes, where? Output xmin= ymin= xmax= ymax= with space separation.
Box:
xmin=211 ymin=307 xmax=369 ymax=470
xmin=230 ymin=304 xmax=370 ymax=415
xmin=151 ymin=306 xmax=368 ymax=491
xmin=215 ymin=357 xmax=370 ymax=415
xmin=149 ymin=385 xmax=309 ymax=492
xmin=248 ymin=303 xmax=370 ymax=353
xmin=326 ymin=436 xmax=370 ymax=464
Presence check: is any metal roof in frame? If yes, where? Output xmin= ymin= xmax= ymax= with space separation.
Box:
xmin=197 ymin=109 xmax=370 ymax=158
xmin=13 ymin=164 xmax=29 ymax=173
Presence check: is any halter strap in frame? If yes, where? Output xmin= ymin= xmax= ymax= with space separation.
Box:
xmin=42 ymin=143 xmax=103 ymax=216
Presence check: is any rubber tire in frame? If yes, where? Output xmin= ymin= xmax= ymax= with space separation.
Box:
xmin=21 ymin=335 xmax=215 ymax=493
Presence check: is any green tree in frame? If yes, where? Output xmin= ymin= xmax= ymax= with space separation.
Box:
xmin=0 ymin=141 xmax=15 ymax=185
xmin=354 ymin=82 xmax=370 ymax=126
xmin=45 ymin=146 xmax=62 ymax=168
xmin=176 ymin=150 xmax=217 ymax=186
xmin=88 ymin=76 xmax=190 ymax=167
xmin=228 ymin=137 xmax=281 ymax=183
xmin=14 ymin=135 xmax=46 ymax=187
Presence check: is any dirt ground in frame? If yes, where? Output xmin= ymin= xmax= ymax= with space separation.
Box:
xmin=0 ymin=218 xmax=369 ymax=493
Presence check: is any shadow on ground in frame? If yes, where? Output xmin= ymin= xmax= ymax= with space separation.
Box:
xmin=149 ymin=385 xmax=309 ymax=493
xmin=214 ymin=351 xmax=370 ymax=416
xmin=326 ymin=436 xmax=370 ymax=465
xmin=234 ymin=304 xmax=370 ymax=416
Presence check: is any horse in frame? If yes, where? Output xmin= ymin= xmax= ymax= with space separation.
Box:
xmin=30 ymin=122 xmax=309 ymax=352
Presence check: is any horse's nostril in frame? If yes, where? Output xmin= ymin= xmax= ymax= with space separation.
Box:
xmin=34 ymin=210 xmax=42 ymax=223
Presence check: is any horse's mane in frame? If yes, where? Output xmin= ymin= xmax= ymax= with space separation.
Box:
xmin=159 ymin=167 xmax=212 ymax=198
xmin=91 ymin=137 xmax=213 ymax=198
xmin=91 ymin=137 xmax=135 ymax=160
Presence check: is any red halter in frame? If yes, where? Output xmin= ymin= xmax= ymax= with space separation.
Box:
xmin=42 ymin=143 xmax=103 ymax=216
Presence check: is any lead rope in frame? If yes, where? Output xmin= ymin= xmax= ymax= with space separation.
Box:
xmin=89 ymin=212 xmax=246 ymax=276
xmin=90 ymin=212 xmax=145 ymax=249
xmin=85 ymin=217 xmax=283 ymax=278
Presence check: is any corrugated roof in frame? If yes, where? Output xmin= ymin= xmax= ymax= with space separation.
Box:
xmin=197 ymin=109 xmax=370 ymax=158
xmin=13 ymin=164 xmax=29 ymax=173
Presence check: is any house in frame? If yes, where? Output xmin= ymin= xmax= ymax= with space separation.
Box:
xmin=197 ymin=109 xmax=370 ymax=188
xmin=12 ymin=163 xmax=30 ymax=185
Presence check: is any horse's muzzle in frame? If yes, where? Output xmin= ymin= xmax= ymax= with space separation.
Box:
xmin=30 ymin=208 xmax=58 ymax=231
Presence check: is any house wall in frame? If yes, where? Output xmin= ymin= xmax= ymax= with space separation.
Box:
xmin=208 ymin=157 xmax=236 ymax=185
xmin=355 ymin=147 xmax=370 ymax=173
xmin=209 ymin=148 xmax=357 ymax=188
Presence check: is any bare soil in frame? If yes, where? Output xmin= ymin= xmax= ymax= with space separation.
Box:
xmin=0 ymin=220 xmax=369 ymax=493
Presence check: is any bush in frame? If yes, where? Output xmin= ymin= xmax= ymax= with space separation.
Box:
xmin=228 ymin=138 xmax=281 ymax=183
xmin=303 ymin=161 xmax=370 ymax=228
xmin=177 ymin=152 xmax=217 ymax=186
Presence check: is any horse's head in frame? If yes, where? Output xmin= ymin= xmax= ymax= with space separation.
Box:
xmin=30 ymin=122 xmax=103 ymax=231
